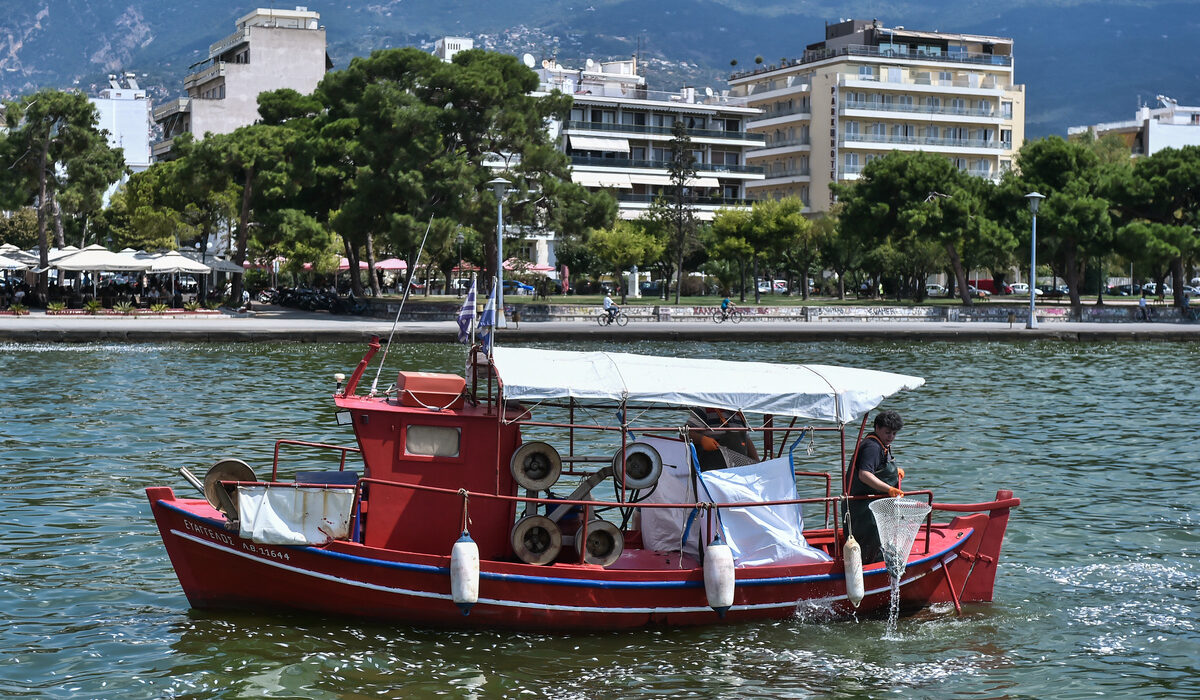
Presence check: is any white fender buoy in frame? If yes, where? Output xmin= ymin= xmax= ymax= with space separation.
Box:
xmin=843 ymin=535 xmax=864 ymax=608
xmin=450 ymin=532 xmax=480 ymax=615
xmin=703 ymin=535 xmax=735 ymax=617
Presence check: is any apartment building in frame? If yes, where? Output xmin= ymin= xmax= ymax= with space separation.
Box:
xmin=90 ymin=73 xmax=153 ymax=201
xmin=729 ymin=19 xmax=1025 ymax=213
xmin=534 ymin=57 xmax=765 ymax=222
xmin=1068 ymin=95 xmax=1200 ymax=156
xmin=152 ymin=6 xmax=329 ymax=161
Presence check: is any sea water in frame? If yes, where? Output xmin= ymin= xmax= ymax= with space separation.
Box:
xmin=1 ymin=339 xmax=1197 ymax=698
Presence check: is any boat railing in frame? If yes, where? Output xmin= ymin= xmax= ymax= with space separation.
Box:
xmin=270 ymin=438 xmax=362 ymax=481
xmin=351 ymin=477 xmax=949 ymax=564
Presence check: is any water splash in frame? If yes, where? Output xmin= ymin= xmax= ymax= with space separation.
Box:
xmin=883 ymin=574 xmax=902 ymax=639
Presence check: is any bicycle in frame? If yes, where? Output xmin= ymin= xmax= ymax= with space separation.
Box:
xmin=597 ymin=309 xmax=629 ymax=327
xmin=712 ymin=307 xmax=742 ymax=324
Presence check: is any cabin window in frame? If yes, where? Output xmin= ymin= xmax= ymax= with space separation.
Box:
xmin=405 ymin=425 xmax=461 ymax=458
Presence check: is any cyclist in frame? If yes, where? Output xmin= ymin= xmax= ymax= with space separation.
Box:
xmin=715 ymin=294 xmax=734 ymax=319
xmin=603 ymin=292 xmax=618 ymax=322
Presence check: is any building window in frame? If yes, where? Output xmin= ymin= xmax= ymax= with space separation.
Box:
xmin=951 ymin=98 xmax=966 ymax=113
xmin=858 ymin=65 xmax=874 ymax=80
xmin=938 ymin=71 xmax=953 ymax=83
xmin=844 ymin=153 xmax=859 ymax=170
xmin=898 ymin=94 xmax=913 ymax=108
xmin=1001 ymin=129 xmax=1012 ymax=146
xmin=1001 ymin=101 xmax=1013 ymax=118
xmin=844 ymin=121 xmax=860 ymax=136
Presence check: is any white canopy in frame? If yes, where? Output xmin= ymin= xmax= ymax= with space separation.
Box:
xmin=0 ymin=254 xmax=29 ymax=271
xmin=491 ymin=347 xmax=924 ymax=424
xmin=54 ymin=245 xmax=152 ymax=272
xmin=149 ymin=250 xmax=212 ymax=274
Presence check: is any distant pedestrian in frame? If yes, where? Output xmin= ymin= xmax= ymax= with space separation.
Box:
xmin=1138 ymin=293 xmax=1150 ymax=321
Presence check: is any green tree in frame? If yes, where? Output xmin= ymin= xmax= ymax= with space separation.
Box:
xmin=708 ymin=207 xmax=754 ymax=300
xmin=0 ymin=208 xmax=39 ymax=249
xmin=1015 ymin=136 xmax=1117 ymax=316
xmin=664 ymin=120 xmax=699 ymax=304
xmin=1108 ymin=145 xmax=1200 ymax=307
xmin=834 ymin=151 xmax=980 ymax=303
xmin=589 ymin=220 xmax=665 ymax=304
xmin=1 ymin=89 xmax=126 ymax=300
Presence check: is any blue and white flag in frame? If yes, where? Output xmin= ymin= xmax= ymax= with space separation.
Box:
xmin=477 ymin=281 xmax=497 ymax=354
xmin=456 ymin=278 xmax=477 ymax=344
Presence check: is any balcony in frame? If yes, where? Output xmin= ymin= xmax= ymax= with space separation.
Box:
xmin=747 ymin=105 xmax=811 ymax=122
xmin=618 ymin=193 xmax=757 ymax=207
xmin=570 ymin=155 xmax=764 ymax=175
xmin=151 ymin=138 xmax=176 ymax=160
xmin=184 ymin=62 xmax=226 ymax=90
xmin=543 ymin=82 xmax=750 ymax=108
xmin=760 ymin=167 xmax=811 ymax=179
xmin=748 ymin=137 xmax=810 ymax=153
xmin=152 ymin=97 xmax=190 ymax=122
xmin=839 ymin=100 xmax=1000 ymax=119
xmin=565 ymin=120 xmax=764 ymax=143
xmin=731 ymin=43 xmax=1012 ymax=81
xmin=209 ymin=27 xmax=251 ymax=59
xmin=840 ymin=132 xmax=1012 ymax=151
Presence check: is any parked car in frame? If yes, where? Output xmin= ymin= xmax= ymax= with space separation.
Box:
xmin=967 ymin=285 xmax=991 ymax=298
xmin=1008 ymin=283 xmax=1042 ymax=296
xmin=502 ymin=279 xmax=534 ymax=295
xmin=1141 ymin=282 xmax=1172 ymax=297
xmin=1107 ymin=284 xmax=1139 ymax=296
xmin=925 ymin=283 xmax=947 ymax=296
xmin=1037 ymin=285 xmax=1066 ymax=299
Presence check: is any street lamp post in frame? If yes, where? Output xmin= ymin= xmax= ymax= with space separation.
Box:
xmin=1025 ymin=192 xmax=1045 ymax=329
xmin=455 ymin=230 xmax=464 ymax=297
xmin=488 ymin=177 xmax=512 ymax=328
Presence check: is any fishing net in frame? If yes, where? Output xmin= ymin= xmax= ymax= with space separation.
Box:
xmin=869 ymin=497 xmax=932 ymax=579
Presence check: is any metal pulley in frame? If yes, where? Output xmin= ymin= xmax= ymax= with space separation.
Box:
xmin=574 ymin=519 xmax=624 ymax=567
xmin=510 ymin=441 xmax=562 ymax=491
xmin=611 ymin=442 xmax=663 ymax=490
xmin=510 ymin=515 xmax=563 ymax=565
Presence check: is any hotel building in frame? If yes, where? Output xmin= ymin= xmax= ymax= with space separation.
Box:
xmin=534 ymin=57 xmax=765 ymax=222
xmin=728 ymin=19 xmax=1025 ymax=213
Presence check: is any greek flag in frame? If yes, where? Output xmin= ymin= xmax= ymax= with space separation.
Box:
xmin=456 ymin=278 xmax=477 ymax=344
xmin=477 ymin=282 xmax=497 ymax=353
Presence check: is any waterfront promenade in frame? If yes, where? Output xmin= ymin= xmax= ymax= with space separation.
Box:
xmin=1 ymin=305 xmax=1198 ymax=342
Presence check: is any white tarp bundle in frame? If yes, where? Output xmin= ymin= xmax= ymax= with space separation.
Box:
xmin=237 ymin=485 xmax=355 ymax=545
xmin=491 ymin=347 xmax=924 ymax=424
xmin=637 ymin=437 xmax=831 ymax=567
xmin=697 ymin=458 xmax=832 ymax=567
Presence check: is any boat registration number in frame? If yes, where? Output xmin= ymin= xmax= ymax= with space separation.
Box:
xmin=241 ymin=542 xmax=292 ymax=561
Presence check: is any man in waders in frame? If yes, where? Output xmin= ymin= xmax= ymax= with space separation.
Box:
xmin=843 ymin=410 xmax=905 ymax=564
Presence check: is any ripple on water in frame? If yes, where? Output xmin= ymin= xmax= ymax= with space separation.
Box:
xmin=1 ymin=339 xmax=1198 ymax=698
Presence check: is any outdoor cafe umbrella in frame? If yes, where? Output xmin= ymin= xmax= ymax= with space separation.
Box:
xmin=53 ymin=244 xmax=152 ymax=296
xmin=0 ymin=254 xmax=29 ymax=271
xmin=150 ymin=250 xmax=213 ymax=297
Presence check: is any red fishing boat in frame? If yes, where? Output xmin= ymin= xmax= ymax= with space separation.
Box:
xmin=147 ymin=339 xmax=1019 ymax=630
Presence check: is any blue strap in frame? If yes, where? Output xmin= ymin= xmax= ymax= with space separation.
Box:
xmin=787 ymin=429 xmax=808 ymax=472
xmin=689 ymin=443 xmax=726 ymax=543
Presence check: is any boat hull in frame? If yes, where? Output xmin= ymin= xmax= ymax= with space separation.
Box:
xmin=148 ymin=487 xmax=1015 ymax=630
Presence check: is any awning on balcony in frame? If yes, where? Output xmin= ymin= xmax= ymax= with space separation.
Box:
xmin=573 ymin=172 xmax=633 ymax=189
xmin=628 ymin=174 xmax=720 ymax=188
xmin=569 ymin=135 xmax=631 ymax=153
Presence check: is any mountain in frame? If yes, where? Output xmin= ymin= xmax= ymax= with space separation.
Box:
xmin=1 ymin=0 xmax=1197 ymax=137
